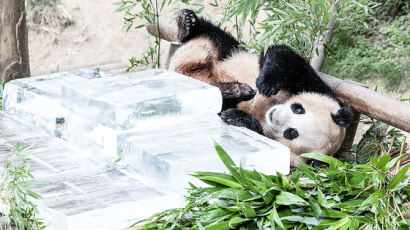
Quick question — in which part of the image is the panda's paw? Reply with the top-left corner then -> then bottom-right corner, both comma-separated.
256,74 -> 281,97
236,83 -> 256,101
212,82 -> 255,100
177,9 -> 199,42
220,108 -> 264,134
220,108 -> 246,125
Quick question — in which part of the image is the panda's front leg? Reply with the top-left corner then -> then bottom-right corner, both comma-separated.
211,82 -> 255,110
220,108 -> 263,135
255,47 -> 288,97
256,45 -> 334,97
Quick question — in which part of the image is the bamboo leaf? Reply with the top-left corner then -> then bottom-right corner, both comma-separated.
300,153 -> 343,167
204,220 -> 230,230
276,191 -> 308,206
376,155 -> 391,170
299,163 -> 316,180
383,154 -> 407,171
214,188 -> 253,201
268,204 -> 284,229
213,140 -> 242,184
242,203 -> 256,218
317,187 -> 328,208
360,190 -> 385,208
387,164 -> 410,190
328,217 -> 350,230
228,216 -> 245,228
197,176 -> 243,188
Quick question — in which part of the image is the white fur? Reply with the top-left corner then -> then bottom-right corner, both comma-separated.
264,93 -> 346,165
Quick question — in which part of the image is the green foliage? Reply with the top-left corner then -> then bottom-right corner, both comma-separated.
27,0 -> 59,7
134,142 -> 409,229
322,5 -> 409,92
119,0 -> 374,69
372,0 -> 409,19
115,0 -> 197,70
218,0 -> 374,58
127,44 -> 159,71
354,119 -> 408,167
0,144 -> 46,230
355,121 -> 390,164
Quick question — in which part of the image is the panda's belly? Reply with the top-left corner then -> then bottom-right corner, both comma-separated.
215,51 -> 259,88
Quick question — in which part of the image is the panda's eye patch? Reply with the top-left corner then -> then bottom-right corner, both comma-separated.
284,128 -> 299,140
291,103 -> 305,114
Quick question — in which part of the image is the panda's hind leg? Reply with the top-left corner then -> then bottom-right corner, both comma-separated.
169,37 -> 217,84
177,9 -> 242,60
177,9 -> 199,42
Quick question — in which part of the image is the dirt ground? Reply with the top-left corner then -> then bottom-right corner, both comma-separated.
27,0 -> 409,146
28,0 -> 152,75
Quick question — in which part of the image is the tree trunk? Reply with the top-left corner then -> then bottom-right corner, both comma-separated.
310,1 -> 340,71
0,0 -> 30,86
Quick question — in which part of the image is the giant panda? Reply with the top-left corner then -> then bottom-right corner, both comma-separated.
169,9 -> 354,166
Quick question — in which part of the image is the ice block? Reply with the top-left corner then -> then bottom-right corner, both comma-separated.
2,68 -> 112,138
118,115 -> 290,192
61,69 -> 222,129
0,111 -> 182,230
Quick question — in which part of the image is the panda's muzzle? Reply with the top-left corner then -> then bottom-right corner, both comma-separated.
269,108 -> 276,121
266,108 -> 276,126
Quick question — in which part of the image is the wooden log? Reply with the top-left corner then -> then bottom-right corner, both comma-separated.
319,72 -> 410,132
146,17 -> 178,42
0,0 -> 31,85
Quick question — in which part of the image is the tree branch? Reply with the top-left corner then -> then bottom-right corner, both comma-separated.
310,1 -> 340,71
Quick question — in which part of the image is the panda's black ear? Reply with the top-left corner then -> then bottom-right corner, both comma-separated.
331,107 -> 354,128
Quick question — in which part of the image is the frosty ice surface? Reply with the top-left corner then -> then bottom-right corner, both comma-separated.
0,112 -> 181,230
118,115 -> 290,191
61,69 -> 222,129
2,68 -> 112,138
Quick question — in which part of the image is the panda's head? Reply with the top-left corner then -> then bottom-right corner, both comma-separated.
263,92 -> 354,165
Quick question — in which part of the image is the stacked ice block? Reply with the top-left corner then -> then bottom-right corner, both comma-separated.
2,68 -> 290,229
0,112 -> 182,230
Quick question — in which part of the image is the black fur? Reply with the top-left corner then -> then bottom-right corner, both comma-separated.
220,108 -> 263,135
211,82 -> 256,110
331,107 -> 354,127
177,9 -> 244,60
306,159 -> 326,168
256,45 -> 336,98
283,128 -> 299,140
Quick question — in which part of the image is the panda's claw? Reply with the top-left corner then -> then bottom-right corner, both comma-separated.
177,9 -> 199,42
